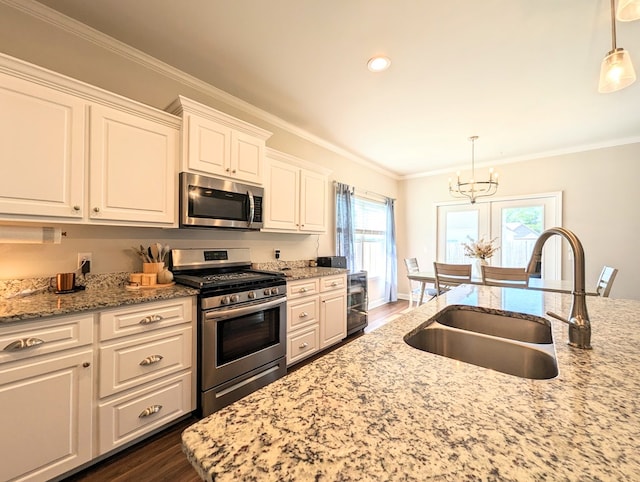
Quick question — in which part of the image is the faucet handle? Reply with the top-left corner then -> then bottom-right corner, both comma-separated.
546,311 -> 570,324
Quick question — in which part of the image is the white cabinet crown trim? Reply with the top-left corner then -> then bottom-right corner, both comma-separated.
265,147 -> 332,176
167,95 -> 271,140
0,52 -> 180,128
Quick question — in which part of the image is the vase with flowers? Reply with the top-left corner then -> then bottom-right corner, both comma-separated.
462,236 -> 499,278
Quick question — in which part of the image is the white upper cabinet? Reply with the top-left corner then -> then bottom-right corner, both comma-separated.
0,52 -> 180,226
0,70 -> 85,219
263,148 -> 330,234
89,104 -> 177,224
168,96 -> 272,185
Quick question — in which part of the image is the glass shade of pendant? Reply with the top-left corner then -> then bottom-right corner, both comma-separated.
617,0 -> 640,21
598,48 -> 637,93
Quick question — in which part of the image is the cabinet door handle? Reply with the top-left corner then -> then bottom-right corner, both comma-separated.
3,337 -> 45,351
93,207 -> 100,213
139,404 -> 163,418
298,312 -> 308,318
139,354 -> 164,366
73,205 -> 81,211
299,287 -> 307,293
299,342 -> 309,349
139,314 -> 163,325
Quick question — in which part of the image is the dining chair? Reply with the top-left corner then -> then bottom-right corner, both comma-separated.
433,262 -> 472,295
595,266 -> 618,297
481,265 -> 529,288
404,258 -> 437,305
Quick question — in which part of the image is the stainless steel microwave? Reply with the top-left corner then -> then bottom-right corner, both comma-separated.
179,172 -> 264,230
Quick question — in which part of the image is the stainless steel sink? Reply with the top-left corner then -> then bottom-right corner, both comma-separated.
435,305 -> 553,344
404,306 -> 558,380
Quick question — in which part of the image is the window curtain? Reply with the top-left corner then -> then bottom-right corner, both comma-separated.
335,182 -> 355,270
385,197 -> 398,302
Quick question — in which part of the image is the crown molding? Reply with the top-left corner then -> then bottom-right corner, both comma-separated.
402,136 -> 640,180
3,0 -> 400,180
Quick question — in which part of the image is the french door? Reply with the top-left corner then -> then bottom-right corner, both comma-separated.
436,192 -> 562,279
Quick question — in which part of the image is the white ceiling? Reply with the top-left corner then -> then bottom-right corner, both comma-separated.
35,0 -> 640,177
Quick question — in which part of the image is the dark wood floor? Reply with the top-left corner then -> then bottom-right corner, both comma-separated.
63,300 -> 410,481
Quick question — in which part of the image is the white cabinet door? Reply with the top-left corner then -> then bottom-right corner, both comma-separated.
231,130 -> 263,184
263,158 -> 300,231
319,290 -> 347,349
300,167 -> 327,233
0,73 -> 85,219
89,104 -> 177,225
0,349 -> 93,482
185,113 -> 231,177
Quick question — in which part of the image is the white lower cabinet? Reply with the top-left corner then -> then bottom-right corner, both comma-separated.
0,296 -> 196,481
0,314 -> 94,482
286,274 -> 347,366
98,371 -> 192,451
97,298 -> 195,455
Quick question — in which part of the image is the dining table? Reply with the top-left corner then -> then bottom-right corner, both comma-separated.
407,271 -> 598,305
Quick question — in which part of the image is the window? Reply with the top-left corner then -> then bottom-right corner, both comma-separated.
437,192 -> 562,279
353,196 -> 389,307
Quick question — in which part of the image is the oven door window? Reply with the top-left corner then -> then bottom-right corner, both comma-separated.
189,186 -> 248,221
217,307 -> 280,366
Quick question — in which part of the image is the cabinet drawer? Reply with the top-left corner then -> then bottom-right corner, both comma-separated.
287,325 -> 319,366
286,278 -> 320,299
99,297 -> 193,341
320,274 -> 346,292
288,297 -> 319,331
98,371 -> 192,454
99,326 -> 192,398
0,314 -> 93,364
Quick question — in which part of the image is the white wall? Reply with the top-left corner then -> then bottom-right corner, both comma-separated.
398,143 -> 640,300
0,2 -> 398,279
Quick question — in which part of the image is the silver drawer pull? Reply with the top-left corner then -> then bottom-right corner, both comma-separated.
4,337 -> 45,351
139,404 -> 163,418
299,342 -> 309,349
139,314 -> 163,325
139,354 -> 164,366
298,312 -> 308,318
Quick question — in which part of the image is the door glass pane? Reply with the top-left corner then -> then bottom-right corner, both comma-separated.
445,210 -> 478,263
500,206 -> 544,268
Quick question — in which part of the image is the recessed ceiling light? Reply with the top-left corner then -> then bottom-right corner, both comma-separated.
367,56 -> 391,72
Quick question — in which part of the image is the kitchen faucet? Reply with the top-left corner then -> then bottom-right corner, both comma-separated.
526,227 -> 592,349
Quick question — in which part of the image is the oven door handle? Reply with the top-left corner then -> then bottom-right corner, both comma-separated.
204,297 -> 286,322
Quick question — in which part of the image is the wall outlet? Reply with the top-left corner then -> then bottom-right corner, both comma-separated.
78,252 -> 92,274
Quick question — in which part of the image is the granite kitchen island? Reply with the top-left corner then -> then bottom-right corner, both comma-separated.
182,285 -> 640,481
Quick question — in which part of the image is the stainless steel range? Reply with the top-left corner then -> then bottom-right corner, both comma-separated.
171,248 -> 287,416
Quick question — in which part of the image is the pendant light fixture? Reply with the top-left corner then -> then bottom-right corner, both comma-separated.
599,0 -> 637,93
449,136 -> 498,204
617,0 -> 640,21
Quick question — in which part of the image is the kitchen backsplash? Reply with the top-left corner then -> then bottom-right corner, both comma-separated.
0,272 -> 130,299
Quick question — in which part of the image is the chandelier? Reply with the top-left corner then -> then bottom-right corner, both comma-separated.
449,136 -> 498,204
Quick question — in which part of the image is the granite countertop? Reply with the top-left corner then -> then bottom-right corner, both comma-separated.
0,273 -> 198,323
252,261 -> 348,281
280,266 -> 347,281
182,285 -> 640,481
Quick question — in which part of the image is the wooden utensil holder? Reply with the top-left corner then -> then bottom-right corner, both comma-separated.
142,262 -> 164,274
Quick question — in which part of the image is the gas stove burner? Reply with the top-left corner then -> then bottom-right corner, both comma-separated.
202,272 -> 265,283
170,248 -> 286,293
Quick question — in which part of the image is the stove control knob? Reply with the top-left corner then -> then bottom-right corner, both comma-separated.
263,288 -> 271,295
220,296 -> 230,305
230,294 -> 240,303
270,287 -> 279,295
248,291 -> 256,299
